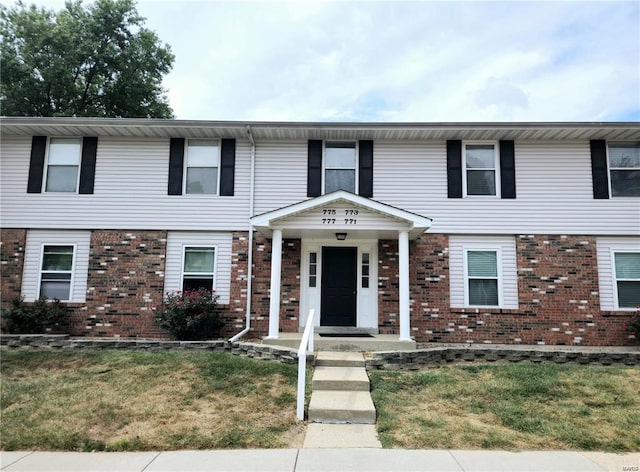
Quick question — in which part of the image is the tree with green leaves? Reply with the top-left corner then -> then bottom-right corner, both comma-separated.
1,0 -> 175,118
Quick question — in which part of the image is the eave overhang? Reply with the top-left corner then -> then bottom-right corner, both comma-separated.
1,117 -> 639,141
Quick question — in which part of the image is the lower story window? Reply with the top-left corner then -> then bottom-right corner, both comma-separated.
40,245 -> 74,300
467,250 -> 499,306
182,246 -> 216,292
614,252 -> 640,308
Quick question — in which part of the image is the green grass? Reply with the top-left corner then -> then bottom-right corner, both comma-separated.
370,362 -> 640,452
1,350 -> 303,451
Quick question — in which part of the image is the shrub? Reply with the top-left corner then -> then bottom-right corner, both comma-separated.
154,288 -> 223,340
1,296 -> 69,334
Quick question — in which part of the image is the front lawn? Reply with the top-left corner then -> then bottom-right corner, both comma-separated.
370,362 -> 640,452
1,350 -> 303,451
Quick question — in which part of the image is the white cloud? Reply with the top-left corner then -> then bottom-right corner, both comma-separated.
8,0 -> 638,121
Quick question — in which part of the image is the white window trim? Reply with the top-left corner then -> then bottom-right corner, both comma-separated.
611,249 -> 640,310
322,141 -> 359,194
43,137 -> 82,193
183,139 -> 221,196
462,141 -> 500,198
180,244 -> 218,293
607,141 -> 640,198
463,247 -> 504,308
37,243 -> 76,301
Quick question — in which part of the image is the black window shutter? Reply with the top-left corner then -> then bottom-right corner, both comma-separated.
220,138 -> 236,196
27,136 -> 47,193
590,140 -> 609,199
499,140 -> 516,199
447,140 -> 463,198
358,140 -> 374,197
168,138 -> 185,195
79,137 -> 98,194
307,140 -> 323,197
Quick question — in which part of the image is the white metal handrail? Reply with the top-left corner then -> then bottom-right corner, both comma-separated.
296,309 -> 315,420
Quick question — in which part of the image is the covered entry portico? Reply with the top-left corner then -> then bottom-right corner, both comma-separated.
251,191 -> 431,341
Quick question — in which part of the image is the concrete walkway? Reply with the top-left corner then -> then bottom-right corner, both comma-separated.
2,449 -> 639,471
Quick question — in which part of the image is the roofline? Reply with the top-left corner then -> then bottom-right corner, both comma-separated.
1,116 -> 638,129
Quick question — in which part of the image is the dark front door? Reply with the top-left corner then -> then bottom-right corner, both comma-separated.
321,247 -> 357,326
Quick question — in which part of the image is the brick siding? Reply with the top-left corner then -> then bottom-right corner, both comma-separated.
2,228 -> 636,345
0,229 -> 27,310
400,234 -> 636,346
250,234 -> 301,337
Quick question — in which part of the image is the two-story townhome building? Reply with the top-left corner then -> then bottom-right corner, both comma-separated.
1,117 -> 638,346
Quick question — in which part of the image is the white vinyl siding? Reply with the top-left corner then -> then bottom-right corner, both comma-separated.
2,137 -> 640,235
254,141 -> 308,214
21,230 -> 90,302
597,237 -> 640,310
450,235 -> 518,309
276,205 -> 407,232
164,232 -> 232,304
374,140 -> 640,235
0,136 -> 250,231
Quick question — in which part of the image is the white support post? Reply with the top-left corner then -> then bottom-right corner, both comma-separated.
267,229 -> 283,339
398,230 -> 411,341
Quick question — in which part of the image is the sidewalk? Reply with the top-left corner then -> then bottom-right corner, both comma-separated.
2,449 -> 639,472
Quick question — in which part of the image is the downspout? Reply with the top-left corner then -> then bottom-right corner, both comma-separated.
229,125 -> 256,343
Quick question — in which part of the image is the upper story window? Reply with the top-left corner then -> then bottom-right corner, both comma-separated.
39,245 -> 74,300
45,138 -> 82,192
182,246 -> 216,292
465,249 -> 500,307
613,252 -> 640,309
325,142 -> 356,193
464,143 -> 498,196
185,140 -> 219,194
609,142 -> 640,197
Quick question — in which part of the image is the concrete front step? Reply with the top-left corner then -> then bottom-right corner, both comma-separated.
261,333 -> 416,352
315,351 -> 365,368
312,366 -> 370,391
308,390 -> 377,424
303,423 -> 382,448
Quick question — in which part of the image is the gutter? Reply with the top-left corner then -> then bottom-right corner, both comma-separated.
229,124 -> 256,343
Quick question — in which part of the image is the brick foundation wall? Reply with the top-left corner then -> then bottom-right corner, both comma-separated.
0,229 -> 26,311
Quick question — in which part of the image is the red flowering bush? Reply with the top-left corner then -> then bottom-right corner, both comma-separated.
154,288 -> 223,340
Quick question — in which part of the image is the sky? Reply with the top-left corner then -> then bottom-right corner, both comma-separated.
5,0 -> 640,122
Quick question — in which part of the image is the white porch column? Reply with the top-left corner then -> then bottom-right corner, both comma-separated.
398,230 -> 411,341
267,229 -> 283,339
